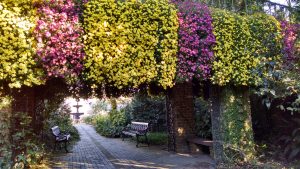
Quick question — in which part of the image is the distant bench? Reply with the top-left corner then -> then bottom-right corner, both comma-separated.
121,122 -> 150,147
51,126 -> 71,153
187,137 -> 213,155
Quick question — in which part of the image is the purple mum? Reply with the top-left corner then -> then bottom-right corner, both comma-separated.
174,1 -> 215,82
281,21 -> 299,63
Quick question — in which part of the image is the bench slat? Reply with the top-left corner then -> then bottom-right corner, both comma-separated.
187,138 -> 213,147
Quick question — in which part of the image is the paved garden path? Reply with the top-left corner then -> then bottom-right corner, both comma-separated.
52,124 -> 215,169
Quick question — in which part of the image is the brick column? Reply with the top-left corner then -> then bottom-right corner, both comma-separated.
12,87 -> 36,129
167,82 -> 197,153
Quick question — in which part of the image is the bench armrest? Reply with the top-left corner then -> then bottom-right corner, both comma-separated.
122,124 -> 131,131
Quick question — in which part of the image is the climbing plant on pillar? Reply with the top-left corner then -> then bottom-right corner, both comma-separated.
0,92 -> 12,168
210,8 -> 282,163
0,0 -> 44,88
34,0 -> 85,83
211,9 -> 256,163
83,0 -> 178,90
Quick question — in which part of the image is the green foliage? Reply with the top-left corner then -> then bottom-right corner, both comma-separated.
83,115 -> 94,125
91,100 -> 108,115
135,132 -> 168,145
220,86 -> 255,162
211,9 -> 282,87
0,94 -> 12,169
248,13 -> 282,78
46,104 -> 79,141
83,0 -> 178,89
94,109 -> 128,137
124,93 -> 166,125
10,112 -> 45,169
211,9 -> 258,86
194,97 -> 211,139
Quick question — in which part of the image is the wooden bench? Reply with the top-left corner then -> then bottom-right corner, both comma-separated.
187,137 -> 213,155
51,126 -> 71,153
121,122 -> 149,147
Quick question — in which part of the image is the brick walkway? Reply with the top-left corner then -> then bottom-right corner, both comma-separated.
52,124 -> 215,169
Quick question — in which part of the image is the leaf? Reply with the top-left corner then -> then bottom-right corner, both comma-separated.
278,105 -> 285,111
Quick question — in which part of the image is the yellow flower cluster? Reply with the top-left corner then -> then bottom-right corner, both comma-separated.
83,0 -> 178,89
211,9 -> 282,86
0,0 -> 44,88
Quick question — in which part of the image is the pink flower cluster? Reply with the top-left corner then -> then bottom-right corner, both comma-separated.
174,1 -> 215,82
281,21 -> 299,63
34,0 -> 84,79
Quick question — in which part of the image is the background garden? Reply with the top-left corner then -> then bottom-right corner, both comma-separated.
0,0 -> 299,168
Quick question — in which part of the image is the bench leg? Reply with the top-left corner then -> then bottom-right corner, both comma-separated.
54,142 -> 57,151
122,133 -> 125,141
136,135 -> 139,148
64,141 -> 69,153
145,134 -> 149,147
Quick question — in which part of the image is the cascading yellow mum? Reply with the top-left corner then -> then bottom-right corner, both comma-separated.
83,0 -> 178,89
0,0 -> 44,88
211,9 -> 282,87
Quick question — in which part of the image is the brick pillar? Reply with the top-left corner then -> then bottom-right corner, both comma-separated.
12,87 -> 36,128
167,82 -> 197,153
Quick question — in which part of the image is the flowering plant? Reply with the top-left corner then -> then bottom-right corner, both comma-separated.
83,0 -> 178,89
174,1 -> 215,82
34,0 -> 84,82
281,21 -> 299,64
0,0 -> 44,88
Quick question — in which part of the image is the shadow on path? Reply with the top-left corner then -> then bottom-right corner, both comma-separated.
51,124 -> 215,169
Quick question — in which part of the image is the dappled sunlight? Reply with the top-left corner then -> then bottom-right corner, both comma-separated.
177,127 -> 184,136
114,159 -> 174,169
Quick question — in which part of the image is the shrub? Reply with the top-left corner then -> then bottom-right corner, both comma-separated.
10,112 -> 46,168
94,109 -> 128,137
135,132 -> 168,145
45,104 -> 80,142
194,97 -> 212,139
124,93 -> 166,132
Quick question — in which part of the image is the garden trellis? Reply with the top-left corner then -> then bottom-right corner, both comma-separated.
0,0 -> 299,165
